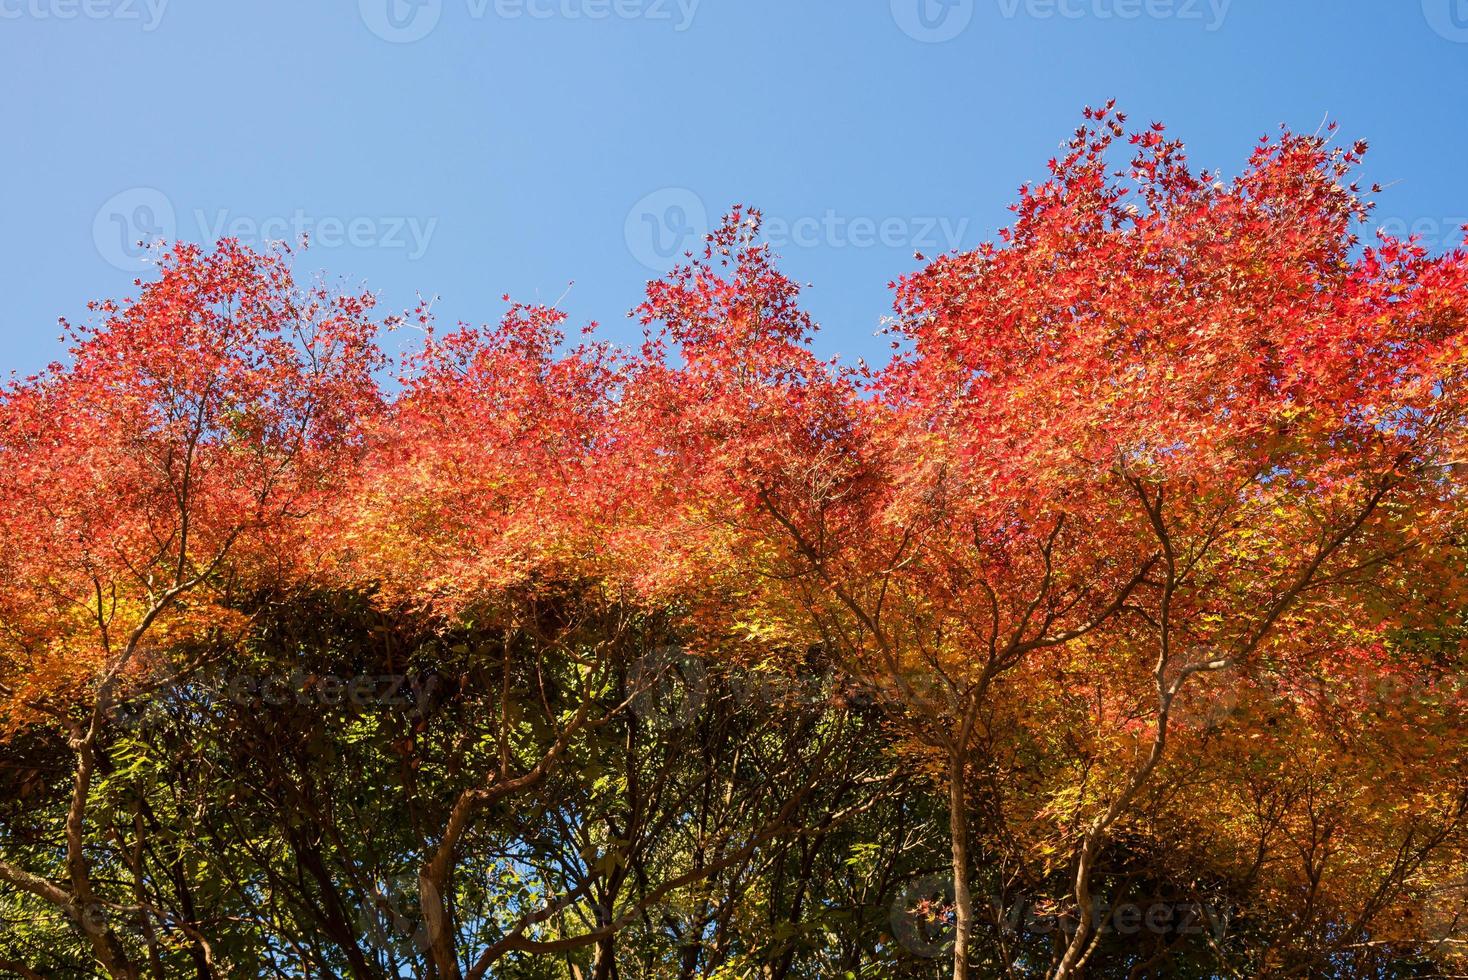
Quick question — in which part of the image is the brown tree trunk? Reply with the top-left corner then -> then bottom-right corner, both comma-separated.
949,749 -> 973,980
591,932 -> 617,980
67,738 -> 141,980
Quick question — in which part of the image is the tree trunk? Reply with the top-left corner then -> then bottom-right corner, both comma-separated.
420,867 -> 460,980
66,738 -> 141,980
949,749 -> 973,980
591,932 -> 617,980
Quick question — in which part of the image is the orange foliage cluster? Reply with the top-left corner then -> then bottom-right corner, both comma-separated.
4,109 -> 1468,967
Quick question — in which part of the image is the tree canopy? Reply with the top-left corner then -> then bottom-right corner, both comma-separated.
4,108 -> 1468,980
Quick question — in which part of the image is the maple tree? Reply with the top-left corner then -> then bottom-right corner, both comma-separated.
3,111 -> 1468,979
621,107 -> 1468,978
865,104 -> 1468,979
0,240 -> 385,978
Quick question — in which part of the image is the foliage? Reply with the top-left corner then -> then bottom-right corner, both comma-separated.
3,112 -> 1468,979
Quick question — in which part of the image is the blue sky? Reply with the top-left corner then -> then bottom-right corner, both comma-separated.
2,0 -> 1467,376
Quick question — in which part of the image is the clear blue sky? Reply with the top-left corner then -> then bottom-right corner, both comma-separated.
3,0 -> 1467,376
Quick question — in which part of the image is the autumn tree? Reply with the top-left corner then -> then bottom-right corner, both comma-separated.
4,111 -> 1468,980
0,240 -> 385,978
627,111 -> 1468,978
327,301 -> 890,979
875,105 -> 1468,979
